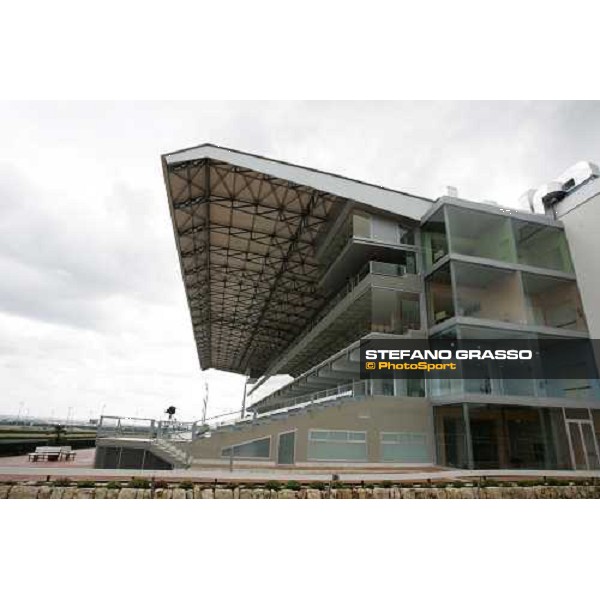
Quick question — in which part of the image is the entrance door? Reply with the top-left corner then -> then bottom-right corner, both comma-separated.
277,431 -> 295,465
566,419 -> 600,470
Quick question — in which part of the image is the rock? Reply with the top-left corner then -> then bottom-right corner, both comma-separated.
0,485 -> 11,499
50,487 -> 64,499
106,488 -> 120,499
201,488 -> 214,499
75,489 -> 95,500
95,488 -> 108,499
356,488 -> 370,499
214,488 -> 234,499
373,487 -> 391,499
154,488 -> 172,499
305,489 -> 322,499
118,488 -> 138,499
172,488 -> 187,500
239,488 -> 253,499
61,487 -> 77,499
277,489 -> 298,499
9,485 -> 38,499
336,488 -> 353,500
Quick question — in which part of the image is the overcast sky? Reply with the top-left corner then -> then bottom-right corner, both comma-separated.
1,101 -> 599,423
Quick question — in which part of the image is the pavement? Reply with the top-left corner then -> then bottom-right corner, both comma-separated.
0,447 -> 599,483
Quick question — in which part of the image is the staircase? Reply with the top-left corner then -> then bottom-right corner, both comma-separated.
150,438 -> 192,469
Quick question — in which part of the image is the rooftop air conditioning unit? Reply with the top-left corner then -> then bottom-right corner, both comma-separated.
557,160 -> 600,189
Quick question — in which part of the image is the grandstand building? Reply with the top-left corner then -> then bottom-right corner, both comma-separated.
96,146 -> 600,471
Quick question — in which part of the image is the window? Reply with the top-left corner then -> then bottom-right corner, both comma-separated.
221,436 -> 271,459
512,221 -> 574,273
371,288 -> 420,334
422,208 -> 448,269
353,211 -> 372,238
446,205 -> 516,263
380,432 -> 429,463
308,430 -> 368,461
398,225 -> 415,245
522,273 -> 587,332
426,264 -> 454,326
453,262 -> 526,324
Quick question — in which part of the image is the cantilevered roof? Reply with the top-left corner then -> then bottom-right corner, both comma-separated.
162,143 -> 432,378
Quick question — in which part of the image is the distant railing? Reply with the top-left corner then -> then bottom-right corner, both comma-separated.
252,380 -> 370,417
96,416 -> 209,441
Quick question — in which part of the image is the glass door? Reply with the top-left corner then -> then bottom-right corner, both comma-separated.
277,431 -> 295,465
566,419 -> 600,470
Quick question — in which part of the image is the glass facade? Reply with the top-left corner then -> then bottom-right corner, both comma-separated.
446,205 -> 516,263
522,273 -> 587,332
513,220 -> 574,273
435,404 -> 572,469
371,287 -> 420,334
453,262 -> 526,324
221,437 -> 271,459
422,208 -> 448,269
380,432 -> 429,463
426,264 -> 454,326
307,430 -> 368,461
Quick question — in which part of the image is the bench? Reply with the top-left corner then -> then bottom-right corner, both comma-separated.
28,446 -> 62,462
27,446 -> 77,462
60,446 -> 77,461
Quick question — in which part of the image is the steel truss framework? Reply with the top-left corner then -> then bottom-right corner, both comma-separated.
164,158 -> 345,378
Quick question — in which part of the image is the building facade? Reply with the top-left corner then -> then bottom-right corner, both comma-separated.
154,145 -> 600,471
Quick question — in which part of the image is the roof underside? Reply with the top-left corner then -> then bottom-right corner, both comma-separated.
162,145 -> 432,379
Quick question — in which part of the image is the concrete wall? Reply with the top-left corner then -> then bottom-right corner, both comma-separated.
190,396 -> 434,466
556,189 -> 600,340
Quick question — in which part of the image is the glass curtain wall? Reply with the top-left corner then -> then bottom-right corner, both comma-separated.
422,209 -> 448,270
446,205 -> 516,262
522,273 -> 588,332
435,404 -> 571,469
513,220 -> 574,273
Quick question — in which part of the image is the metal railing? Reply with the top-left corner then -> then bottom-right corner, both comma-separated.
96,416 -> 209,441
251,380 -> 370,418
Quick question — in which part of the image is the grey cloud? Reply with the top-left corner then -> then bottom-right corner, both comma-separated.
0,164 -> 180,328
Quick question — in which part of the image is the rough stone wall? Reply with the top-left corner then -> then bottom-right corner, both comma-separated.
2,483 -> 600,499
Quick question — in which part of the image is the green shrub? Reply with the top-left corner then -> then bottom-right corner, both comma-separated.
285,480 -> 301,491
106,481 -> 122,490
265,480 -> 282,491
152,479 -> 169,489
309,481 -> 326,490
129,477 -> 151,489
179,480 -> 194,490
76,480 -> 96,488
